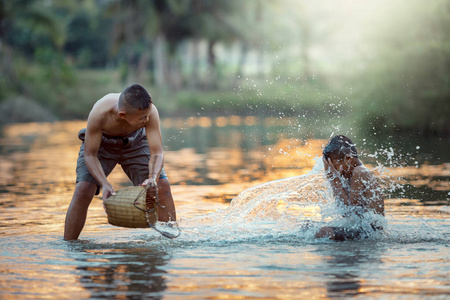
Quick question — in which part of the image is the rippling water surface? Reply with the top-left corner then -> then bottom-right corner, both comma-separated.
0,119 -> 449,299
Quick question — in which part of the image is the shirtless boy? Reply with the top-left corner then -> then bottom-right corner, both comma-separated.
64,84 -> 176,240
315,135 -> 384,241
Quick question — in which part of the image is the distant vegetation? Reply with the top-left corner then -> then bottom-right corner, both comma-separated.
0,0 -> 449,135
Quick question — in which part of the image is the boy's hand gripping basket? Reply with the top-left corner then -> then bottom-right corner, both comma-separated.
103,186 -> 158,228
103,185 -> 180,239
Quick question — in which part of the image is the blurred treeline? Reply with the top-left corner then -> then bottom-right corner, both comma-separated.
0,0 -> 449,134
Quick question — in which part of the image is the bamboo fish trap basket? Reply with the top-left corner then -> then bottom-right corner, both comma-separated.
103,186 -> 158,228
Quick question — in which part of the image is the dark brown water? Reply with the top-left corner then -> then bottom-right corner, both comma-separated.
0,119 -> 448,299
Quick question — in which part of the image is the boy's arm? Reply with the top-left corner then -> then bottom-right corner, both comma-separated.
347,168 -> 369,207
84,113 -> 115,199
323,157 -> 351,205
349,168 -> 384,215
141,106 -> 164,187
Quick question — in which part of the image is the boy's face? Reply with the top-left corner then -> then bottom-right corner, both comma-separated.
329,156 -> 351,175
329,158 -> 344,175
121,106 -> 152,127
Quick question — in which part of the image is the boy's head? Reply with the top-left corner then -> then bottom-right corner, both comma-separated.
323,135 -> 358,161
118,84 -> 153,126
119,84 -> 152,111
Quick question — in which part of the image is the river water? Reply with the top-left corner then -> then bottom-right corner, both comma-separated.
0,118 -> 449,299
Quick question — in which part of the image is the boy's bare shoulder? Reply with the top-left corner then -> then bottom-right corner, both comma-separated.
92,93 -> 120,109
89,93 -> 119,114
87,93 -> 120,128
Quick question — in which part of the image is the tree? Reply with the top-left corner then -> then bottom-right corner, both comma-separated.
0,0 -> 65,98
355,0 -> 450,133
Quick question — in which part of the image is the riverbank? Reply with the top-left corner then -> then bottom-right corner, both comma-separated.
1,69 -> 448,135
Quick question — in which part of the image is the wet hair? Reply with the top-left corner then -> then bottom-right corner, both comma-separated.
323,135 -> 358,161
118,84 -> 152,111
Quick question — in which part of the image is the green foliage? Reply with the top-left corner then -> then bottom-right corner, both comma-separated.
0,0 -> 72,109
154,76 -> 340,119
350,0 -> 450,133
0,0 -> 448,135
64,7 -> 111,67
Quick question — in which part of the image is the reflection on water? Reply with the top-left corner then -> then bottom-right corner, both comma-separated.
0,118 -> 449,299
319,243 -> 386,298
70,243 -> 170,299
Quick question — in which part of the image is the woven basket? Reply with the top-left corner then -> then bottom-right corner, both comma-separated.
103,186 -> 158,228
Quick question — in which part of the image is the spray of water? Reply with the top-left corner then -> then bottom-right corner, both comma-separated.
176,158 -> 385,244
173,151 -> 444,245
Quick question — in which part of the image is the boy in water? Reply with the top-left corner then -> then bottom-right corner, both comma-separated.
64,84 -> 176,240
315,135 -> 384,241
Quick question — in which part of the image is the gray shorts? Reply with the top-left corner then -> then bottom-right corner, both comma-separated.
331,223 -> 383,241
76,128 -> 167,195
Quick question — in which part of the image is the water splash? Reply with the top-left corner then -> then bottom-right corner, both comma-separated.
173,157 -> 444,246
